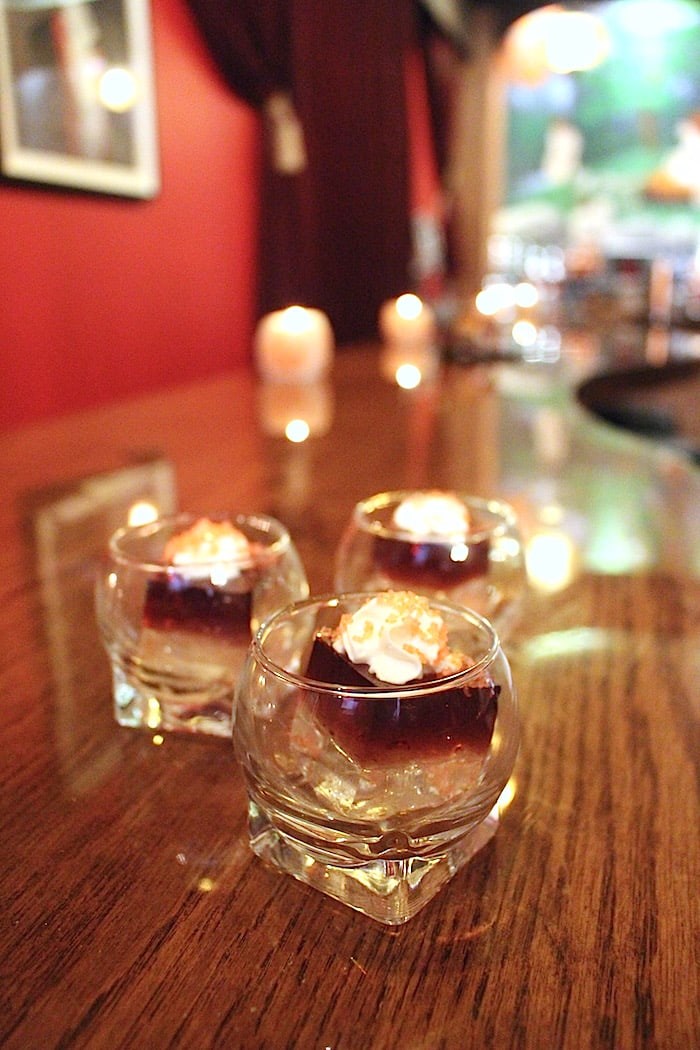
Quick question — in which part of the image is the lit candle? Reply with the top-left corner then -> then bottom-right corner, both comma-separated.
254,306 -> 334,383
379,293 -> 437,347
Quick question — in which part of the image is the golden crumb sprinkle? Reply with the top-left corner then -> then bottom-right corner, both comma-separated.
164,517 -> 250,564
334,590 -> 450,666
330,590 -> 479,682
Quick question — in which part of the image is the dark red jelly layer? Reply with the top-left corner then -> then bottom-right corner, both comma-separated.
305,635 -> 498,762
143,577 -> 253,640
372,533 -> 490,588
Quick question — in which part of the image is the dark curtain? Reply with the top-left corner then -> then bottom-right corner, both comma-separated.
187,0 -> 418,345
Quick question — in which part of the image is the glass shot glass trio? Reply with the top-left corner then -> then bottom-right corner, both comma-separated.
95,490 -> 526,924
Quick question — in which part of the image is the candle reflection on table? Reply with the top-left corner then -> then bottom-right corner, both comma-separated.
257,380 -> 334,440
379,342 -> 440,388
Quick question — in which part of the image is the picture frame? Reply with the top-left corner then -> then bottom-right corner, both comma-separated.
0,0 -> 159,199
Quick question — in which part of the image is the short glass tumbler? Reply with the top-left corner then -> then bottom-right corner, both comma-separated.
95,513 -> 309,737
234,593 -> 519,925
335,490 -> 526,640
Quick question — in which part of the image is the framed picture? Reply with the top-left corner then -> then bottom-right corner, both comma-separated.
0,0 -> 159,198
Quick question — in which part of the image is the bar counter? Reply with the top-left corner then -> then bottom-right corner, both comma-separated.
1,341 -> 698,1049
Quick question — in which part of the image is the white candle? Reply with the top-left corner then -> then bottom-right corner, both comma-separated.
379,293 -> 436,347
254,306 -> 334,382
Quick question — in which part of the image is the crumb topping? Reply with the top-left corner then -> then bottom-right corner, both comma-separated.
332,590 -> 472,685
163,517 -> 252,568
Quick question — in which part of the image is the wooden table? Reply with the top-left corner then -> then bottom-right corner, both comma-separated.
1,343 -> 698,1049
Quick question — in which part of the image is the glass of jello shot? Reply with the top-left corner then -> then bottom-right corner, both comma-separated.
95,513 -> 309,737
234,589 -> 518,925
335,489 -> 526,641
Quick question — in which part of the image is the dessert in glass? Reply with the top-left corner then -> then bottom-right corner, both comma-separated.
234,590 -> 518,924
335,490 -> 526,640
95,513 -> 309,737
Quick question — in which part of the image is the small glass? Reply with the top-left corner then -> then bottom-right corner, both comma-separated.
335,490 -> 526,640
234,592 -> 519,925
95,513 -> 309,737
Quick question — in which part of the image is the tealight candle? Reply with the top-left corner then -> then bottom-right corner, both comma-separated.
379,293 -> 437,347
254,306 -> 334,383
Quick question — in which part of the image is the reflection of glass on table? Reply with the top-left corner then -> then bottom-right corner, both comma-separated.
32,457 -> 177,792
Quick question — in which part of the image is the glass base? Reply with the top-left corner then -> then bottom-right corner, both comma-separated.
111,663 -> 233,738
247,799 -> 499,926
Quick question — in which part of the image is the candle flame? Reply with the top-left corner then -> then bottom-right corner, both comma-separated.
282,305 -> 313,332
395,293 -> 424,321
395,363 -> 422,389
285,418 -> 311,442
127,500 -> 159,527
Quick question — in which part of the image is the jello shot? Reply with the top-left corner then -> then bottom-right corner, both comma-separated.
234,590 -> 519,924
335,490 -> 526,640
95,513 -> 308,737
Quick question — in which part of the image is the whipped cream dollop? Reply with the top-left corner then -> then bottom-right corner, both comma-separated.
163,518 -> 252,577
392,491 -> 470,541
333,590 -> 457,685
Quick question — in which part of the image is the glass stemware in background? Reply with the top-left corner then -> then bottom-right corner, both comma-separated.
234,592 -> 519,925
334,490 -> 526,641
95,512 -> 308,737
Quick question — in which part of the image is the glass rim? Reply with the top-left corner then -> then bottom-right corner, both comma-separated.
251,590 -> 502,698
351,489 -> 519,543
108,511 -> 292,572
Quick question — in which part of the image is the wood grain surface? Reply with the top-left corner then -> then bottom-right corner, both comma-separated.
1,345 -> 698,1049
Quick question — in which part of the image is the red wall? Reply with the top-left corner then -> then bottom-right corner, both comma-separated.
0,0 -> 260,432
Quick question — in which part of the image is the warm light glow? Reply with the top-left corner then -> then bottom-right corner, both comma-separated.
146,696 -> 161,730
127,500 -> 159,527
258,380 -> 333,437
395,363 -> 423,389
544,11 -> 611,74
380,345 -> 439,386
497,776 -> 518,814
449,543 -> 469,563
514,282 -> 539,309
285,418 -> 311,442
395,293 -> 424,320
197,877 -> 215,893
379,294 -> 436,347
209,566 -> 230,587
284,305 -> 313,331
512,320 -> 538,347
502,5 -> 611,84
526,529 -> 577,593
152,734 -> 164,746
491,536 -> 522,563
254,306 -> 334,383
475,282 -> 516,316
98,66 -> 139,112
